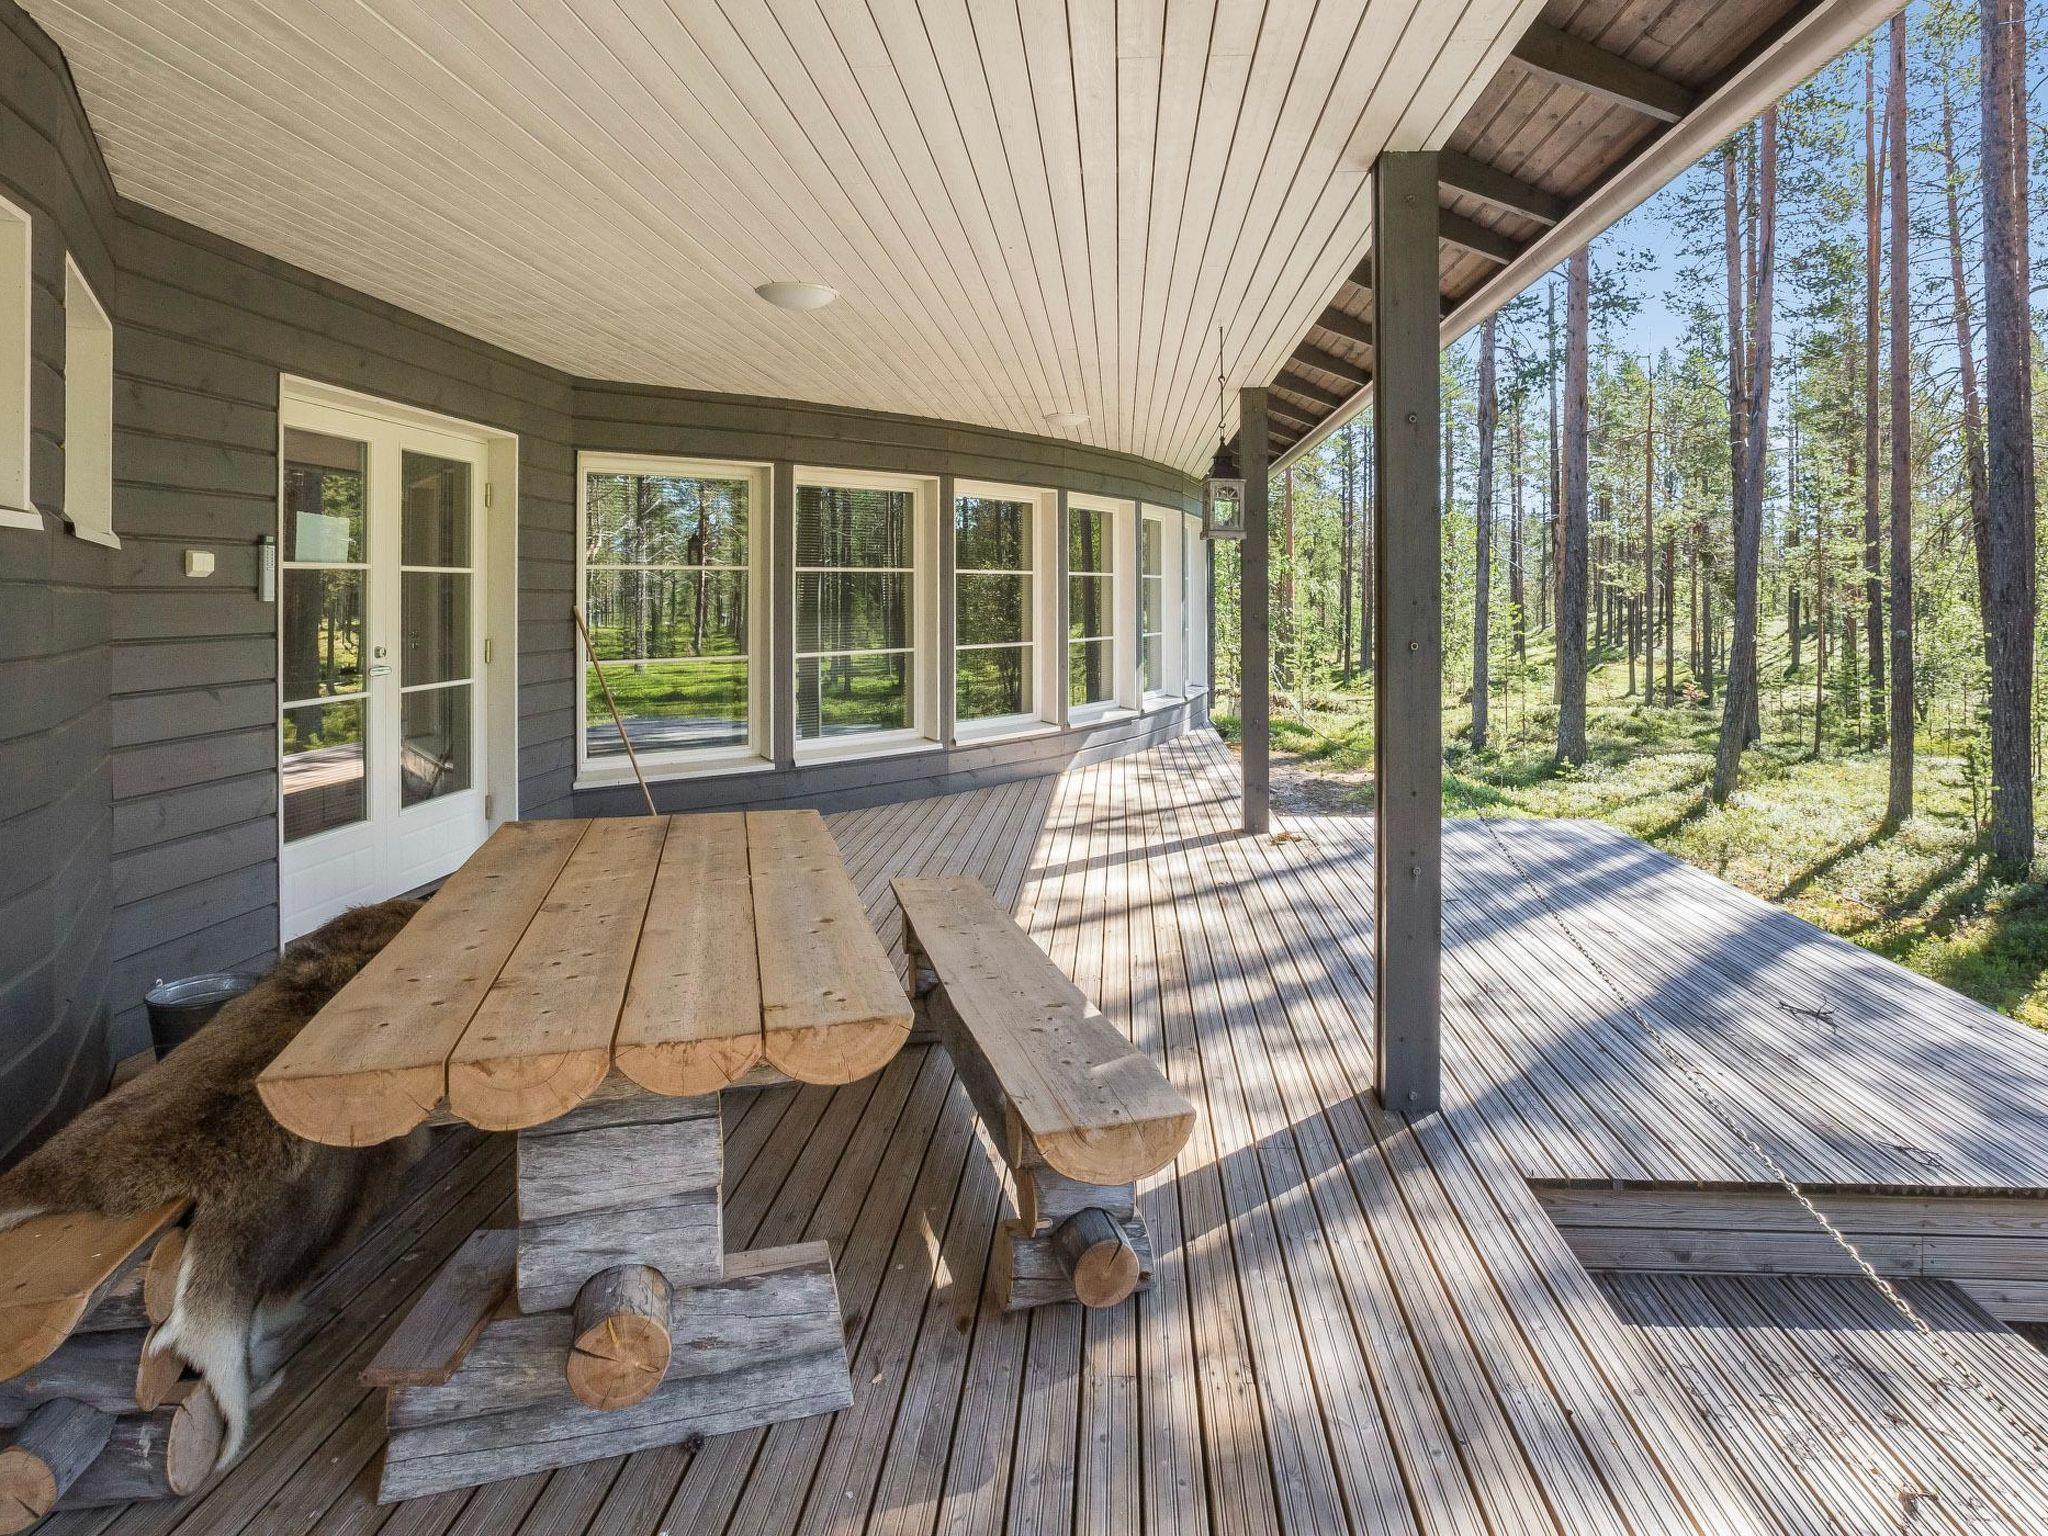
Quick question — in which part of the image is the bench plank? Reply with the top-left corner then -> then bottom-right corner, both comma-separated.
0,1205 -> 188,1383
446,817 -> 669,1131
361,1227 -> 516,1389
752,812 -> 911,1084
614,813 -> 763,1096
258,819 -> 591,1146
894,875 -> 1194,1185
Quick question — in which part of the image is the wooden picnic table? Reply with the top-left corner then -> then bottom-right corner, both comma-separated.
255,809 -> 915,1502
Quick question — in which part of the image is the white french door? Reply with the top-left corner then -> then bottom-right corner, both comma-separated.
278,394 -> 490,939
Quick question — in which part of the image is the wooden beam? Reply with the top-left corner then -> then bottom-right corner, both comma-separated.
1509,21 -> 1695,124
1439,208 -> 1520,266
1240,388 -> 1270,836
1290,343 -> 1369,387
1437,150 -> 1567,225
1310,307 -> 1374,350
1274,369 -> 1347,413
1370,152 -> 1442,1115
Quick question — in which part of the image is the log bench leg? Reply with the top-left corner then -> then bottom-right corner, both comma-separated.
996,1169 -> 1155,1311
565,1266 -> 671,1411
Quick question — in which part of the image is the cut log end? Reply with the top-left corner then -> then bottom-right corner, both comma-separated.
166,1384 -> 223,1494
142,1230 -> 186,1326
565,1266 -> 672,1412
0,1400 -> 115,1533
613,1036 -> 762,1099
762,1014 -> 910,1086
1051,1209 -> 1141,1308
254,1066 -> 443,1148
0,1452 -> 56,1535
445,1048 -> 611,1133
135,1327 -> 184,1411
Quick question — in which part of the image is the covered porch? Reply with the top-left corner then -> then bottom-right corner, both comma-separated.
42,733 -> 2048,1536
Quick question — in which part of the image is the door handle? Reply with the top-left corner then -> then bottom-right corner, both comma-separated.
369,664 -> 393,677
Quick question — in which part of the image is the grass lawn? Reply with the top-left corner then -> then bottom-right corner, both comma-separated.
1216,632 -> 2048,1031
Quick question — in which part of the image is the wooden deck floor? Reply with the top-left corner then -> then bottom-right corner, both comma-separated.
44,730 -> 2048,1536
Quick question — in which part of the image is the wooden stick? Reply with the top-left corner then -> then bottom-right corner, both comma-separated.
572,606 -> 657,817
565,1264 -> 672,1411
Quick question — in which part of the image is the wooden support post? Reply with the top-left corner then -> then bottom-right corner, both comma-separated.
1371,150 -> 1444,1114
0,1400 -> 113,1533
770,460 -> 797,769
514,1080 -> 722,1312
1241,386 -> 1271,834
1049,1209 -> 1141,1308
566,1265 -> 672,1411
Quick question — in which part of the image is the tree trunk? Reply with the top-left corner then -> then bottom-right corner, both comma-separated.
1940,71 -> 1991,632
1863,43 -> 1887,733
1548,282 -> 1561,678
1714,113 -> 1775,803
1786,411 -> 1801,674
1643,366 -> 1656,700
1885,14 -> 1913,825
1338,426 -> 1355,682
1475,317 -> 1497,751
1357,422 -> 1374,675
1981,0 -> 2036,869
1510,389 -> 1527,661
1557,250 -> 1591,767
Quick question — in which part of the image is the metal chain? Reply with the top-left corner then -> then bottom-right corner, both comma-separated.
1460,800 -> 2048,1460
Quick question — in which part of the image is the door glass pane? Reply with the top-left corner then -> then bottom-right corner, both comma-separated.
958,645 -> 1032,721
282,700 -> 365,841
586,659 -> 749,757
402,572 -> 470,686
282,569 -> 365,700
402,452 -> 471,567
797,652 -> 910,740
401,685 -> 472,807
282,430 -> 366,561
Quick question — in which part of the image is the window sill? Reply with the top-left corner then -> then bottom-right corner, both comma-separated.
954,716 -> 1061,747
1068,702 -> 1137,729
0,504 -> 40,532
574,752 -> 775,792
1141,692 -> 1187,715
793,731 -> 942,768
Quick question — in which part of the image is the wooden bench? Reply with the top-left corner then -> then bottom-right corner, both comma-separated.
0,1204 -> 224,1532
894,876 -> 1196,1310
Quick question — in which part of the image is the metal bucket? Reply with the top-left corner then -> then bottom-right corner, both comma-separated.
144,972 -> 262,1057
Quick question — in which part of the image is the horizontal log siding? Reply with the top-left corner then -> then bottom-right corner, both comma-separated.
0,2 -> 121,1160
107,207 -> 577,1053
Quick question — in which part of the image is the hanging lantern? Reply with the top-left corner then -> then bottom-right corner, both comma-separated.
1201,324 -> 1244,539
1203,441 -> 1244,540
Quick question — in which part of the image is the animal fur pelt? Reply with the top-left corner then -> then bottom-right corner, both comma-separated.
0,899 -> 431,1469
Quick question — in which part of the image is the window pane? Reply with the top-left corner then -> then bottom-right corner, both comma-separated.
797,571 -> 910,653
1068,506 -> 1112,574
956,496 -> 1031,570
401,685 -> 472,806
282,700 -> 364,842
586,659 -> 749,756
282,569 -> 365,700
1140,634 -> 1163,693
584,569 -> 748,661
282,429 -> 366,563
797,484 -> 913,568
402,452 -> 471,566
797,653 -> 910,740
585,472 -> 749,566
1068,573 -> 1111,641
1068,637 -> 1114,707
403,572 -> 471,686
1140,517 -> 1163,576
957,572 -> 1031,647
1140,573 -> 1163,638
958,645 -> 1032,721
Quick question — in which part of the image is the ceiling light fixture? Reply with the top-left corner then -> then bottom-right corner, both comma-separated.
754,280 -> 838,311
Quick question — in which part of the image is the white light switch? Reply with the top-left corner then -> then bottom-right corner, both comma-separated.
183,549 -> 215,578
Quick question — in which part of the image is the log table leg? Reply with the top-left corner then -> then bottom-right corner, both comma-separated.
566,1266 -> 671,1411
1050,1210 -> 1141,1308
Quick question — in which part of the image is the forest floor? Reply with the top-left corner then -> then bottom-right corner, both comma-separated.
1213,633 -> 2048,1030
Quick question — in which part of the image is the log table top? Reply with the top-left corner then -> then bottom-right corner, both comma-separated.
258,810 -> 913,1146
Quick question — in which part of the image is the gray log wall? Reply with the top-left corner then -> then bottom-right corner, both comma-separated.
0,0 -> 1201,1152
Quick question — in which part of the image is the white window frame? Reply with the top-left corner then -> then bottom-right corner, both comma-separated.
793,466 -> 940,763
1183,513 -> 1209,693
0,193 -> 30,530
1066,493 -> 1129,724
953,478 -> 1059,743
574,451 -> 772,785
61,256 -> 115,548
1138,507 -> 1175,701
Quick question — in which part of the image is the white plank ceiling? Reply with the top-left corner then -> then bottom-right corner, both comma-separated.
23,0 -> 1544,474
